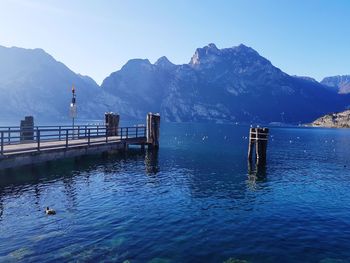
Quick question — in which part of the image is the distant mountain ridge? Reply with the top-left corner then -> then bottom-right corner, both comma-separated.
0,45 -> 121,121
0,43 -> 349,123
321,75 -> 350,94
102,43 -> 350,123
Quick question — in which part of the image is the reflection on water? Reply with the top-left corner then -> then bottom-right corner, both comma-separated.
0,149 -> 160,225
0,195 -> 3,220
1,123 -> 350,262
62,175 -> 78,211
0,149 -> 157,189
247,161 -> 267,188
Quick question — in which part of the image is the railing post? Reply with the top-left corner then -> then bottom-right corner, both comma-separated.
78,126 -> 80,138
97,126 -> 99,137
88,129 -> 91,146
59,126 -> 61,141
66,129 -> 69,149
106,128 -> 108,143
136,127 -> 138,138
120,128 -> 123,140
126,127 -> 128,139
1,131 -> 4,155
37,130 -> 40,151
8,127 -> 10,144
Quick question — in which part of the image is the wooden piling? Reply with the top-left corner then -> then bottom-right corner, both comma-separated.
105,112 -> 119,136
247,128 -> 256,163
146,113 -> 160,149
248,127 -> 269,165
20,116 -> 34,142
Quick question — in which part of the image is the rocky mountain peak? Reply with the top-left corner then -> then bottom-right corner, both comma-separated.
154,56 -> 176,70
207,43 -> 219,50
189,43 -> 265,68
234,44 -> 256,53
189,43 -> 221,65
121,59 -> 152,72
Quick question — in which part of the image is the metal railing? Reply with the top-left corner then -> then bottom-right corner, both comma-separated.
0,125 -> 146,155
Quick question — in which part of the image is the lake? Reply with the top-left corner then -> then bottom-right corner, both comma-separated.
1,123 -> 350,263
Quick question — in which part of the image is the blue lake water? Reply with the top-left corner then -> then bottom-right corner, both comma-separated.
1,123 -> 350,262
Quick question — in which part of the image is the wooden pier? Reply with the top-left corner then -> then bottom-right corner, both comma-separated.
0,114 -> 160,170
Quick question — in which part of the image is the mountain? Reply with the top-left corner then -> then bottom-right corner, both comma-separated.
101,58 -> 171,120
1,43 -> 350,124
310,109 -> 350,128
0,45 -> 119,122
321,75 -> 350,94
102,43 -> 350,123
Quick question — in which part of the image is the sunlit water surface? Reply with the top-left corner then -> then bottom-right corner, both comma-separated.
1,123 -> 350,263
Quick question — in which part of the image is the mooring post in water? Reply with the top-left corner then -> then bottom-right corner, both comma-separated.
248,127 -> 256,163
0,131 -> 4,156
248,127 -> 269,165
146,113 -> 160,149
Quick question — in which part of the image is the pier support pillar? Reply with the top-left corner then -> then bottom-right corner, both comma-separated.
248,127 -> 269,165
105,112 -> 119,136
145,148 -> 160,174
146,113 -> 160,149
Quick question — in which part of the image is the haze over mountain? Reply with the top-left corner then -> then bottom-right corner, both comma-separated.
0,43 -> 349,124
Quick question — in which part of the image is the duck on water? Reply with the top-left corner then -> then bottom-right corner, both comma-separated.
45,207 -> 56,215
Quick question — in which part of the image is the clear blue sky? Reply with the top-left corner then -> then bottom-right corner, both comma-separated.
0,0 -> 349,84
